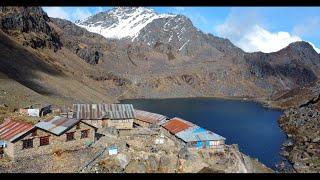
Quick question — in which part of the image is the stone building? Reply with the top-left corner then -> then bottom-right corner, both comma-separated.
73,103 -> 135,130
134,109 -> 168,127
161,117 -> 226,151
0,116 -> 96,160
175,126 -> 226,151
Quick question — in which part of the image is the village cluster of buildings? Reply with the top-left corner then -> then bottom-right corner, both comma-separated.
0,103 -> 226,160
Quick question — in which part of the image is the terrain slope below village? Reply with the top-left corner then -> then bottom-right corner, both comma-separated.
0,6 -> 320,173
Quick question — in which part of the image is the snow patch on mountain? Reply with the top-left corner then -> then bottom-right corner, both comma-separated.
76,7 -> 176,40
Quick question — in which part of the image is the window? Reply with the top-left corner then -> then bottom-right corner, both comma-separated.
66,132 -> 75,141
81,130 -> 89,139
76,124 -> 80,130
40,136 -> 50,146
22,139 -> 33,149
32,130 -> 37,136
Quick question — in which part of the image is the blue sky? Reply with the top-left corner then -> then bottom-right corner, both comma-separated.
42,7 -> 320,53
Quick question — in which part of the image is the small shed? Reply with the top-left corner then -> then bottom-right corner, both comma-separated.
175,126 -> 226,150
19,104 -> 52,117
134,109 -> 168,127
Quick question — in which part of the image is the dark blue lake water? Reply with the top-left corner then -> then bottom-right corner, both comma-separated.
121,98 -> 287,169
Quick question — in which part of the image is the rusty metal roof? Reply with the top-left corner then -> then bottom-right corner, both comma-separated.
35,116 -> 80,136
73,104 -> 135,120
134,109 -> 168,125
0,118 -> 34,142
175,126 -> 226,143
162,117 -> 195,134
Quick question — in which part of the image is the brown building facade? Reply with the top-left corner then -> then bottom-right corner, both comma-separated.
0,117 -> 96,160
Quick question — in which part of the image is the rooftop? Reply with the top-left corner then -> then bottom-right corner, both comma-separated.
175,126 -> 226,143
73,103 -> 135,120
134,109 -> 168,125
162,117 -> 195,134
35,116 -> 80,136
0,118 -> 34,142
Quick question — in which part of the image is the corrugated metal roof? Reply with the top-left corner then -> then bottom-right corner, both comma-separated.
175,126 -> 226,143
107,110 -> 135,120
35,116 -> 80,136
134,109 -> 168,125
0,118 -> 34,142
162,117 -> 195,134
73,104 -> 135,120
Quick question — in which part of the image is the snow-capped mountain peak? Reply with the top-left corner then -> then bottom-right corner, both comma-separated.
76,7 -> 176,40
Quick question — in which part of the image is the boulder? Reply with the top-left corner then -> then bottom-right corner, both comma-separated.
159,155 -> 171,172
283,139 -> 294,147
105,126 -> 119,136
178,147 -> 191,160
116,154 -> 130,169
125,159 -> 146,173
146,155 -> 159,172
312,137 -> 320,143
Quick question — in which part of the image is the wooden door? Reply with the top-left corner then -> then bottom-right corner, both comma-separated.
0,147 -> 3,157
102,119 -> 107,128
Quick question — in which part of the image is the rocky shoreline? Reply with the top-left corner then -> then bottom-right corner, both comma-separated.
278,104 -> 320,173
0,126 -> 273,173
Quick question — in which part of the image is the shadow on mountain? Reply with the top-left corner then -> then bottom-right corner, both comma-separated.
0,31 -> 63,95
246,54 -> 317,87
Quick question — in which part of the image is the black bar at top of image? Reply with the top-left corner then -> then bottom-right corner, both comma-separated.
0,0 -> 320,7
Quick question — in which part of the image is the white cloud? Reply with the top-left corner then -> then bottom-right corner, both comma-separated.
237,25 -> 302,53
215,8 -> 320,53
43,7 -> 70,20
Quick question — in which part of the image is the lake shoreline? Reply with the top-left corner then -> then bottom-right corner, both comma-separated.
119,95 -> 285,111
121,97 -> 287,170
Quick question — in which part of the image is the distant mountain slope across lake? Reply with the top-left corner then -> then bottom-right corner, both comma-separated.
0,6 -> 319,107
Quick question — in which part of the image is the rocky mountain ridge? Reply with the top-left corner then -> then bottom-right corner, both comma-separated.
0,6 -> 319,105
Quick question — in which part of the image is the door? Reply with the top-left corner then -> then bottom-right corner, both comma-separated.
102,119 -> 107,128
0,147 -> 3,157
196,141 -> 203,149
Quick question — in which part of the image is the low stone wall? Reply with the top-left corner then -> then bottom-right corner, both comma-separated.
134,119 -> 151,127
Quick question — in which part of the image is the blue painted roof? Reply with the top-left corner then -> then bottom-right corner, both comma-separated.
175,126 -> 226,142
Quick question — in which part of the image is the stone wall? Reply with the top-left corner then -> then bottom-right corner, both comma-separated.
133,119 -> 151,127
107,119 -> 133,130
6,121 -> 95,160
82,119 -> 105,129
82,119 -> 133,130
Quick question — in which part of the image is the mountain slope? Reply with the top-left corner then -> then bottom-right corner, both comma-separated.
75,7 -> 319,99
0,7 -> 125,107
0,6 -> 320,108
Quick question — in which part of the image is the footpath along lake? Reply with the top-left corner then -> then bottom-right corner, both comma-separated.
121,97 -> 288,169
